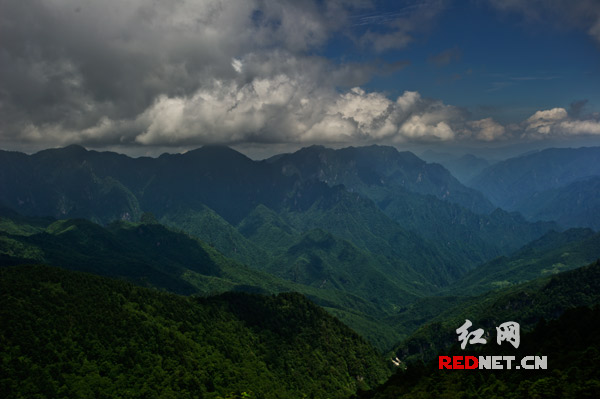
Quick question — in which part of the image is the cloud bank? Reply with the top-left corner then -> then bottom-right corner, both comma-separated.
1,0 -> 598,151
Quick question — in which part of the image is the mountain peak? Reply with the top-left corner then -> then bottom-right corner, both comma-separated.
33,144 -> 88,159
184,145 -> 250,160
156,145 -> 255,169
303,144 -> 327,151
53,144 -> 88,154
294,145 -> 330,156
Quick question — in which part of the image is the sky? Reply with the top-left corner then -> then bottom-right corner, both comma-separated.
1,0 -> 600,158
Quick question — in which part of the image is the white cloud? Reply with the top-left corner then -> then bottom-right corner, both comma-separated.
0,0 -> 368,145
523,107 -> 600,138
13,77 -> 466,147
527,108 -> 569,123
399,116 -> 454,141
525,108 -> 568,134
130,82 -> 470,146
330,88 -> 393,137
14,75 -> 600,148
467,118 -> 506,141
2,0 -> 598,151
231,58 -> 243,73
396,91 -> 421,112
558,119 -> 600,135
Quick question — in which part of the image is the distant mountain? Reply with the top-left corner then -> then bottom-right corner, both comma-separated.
447,227 -> 600,295
0,146 -> 144,224
0,145 -> 296,225
271,145 -> 495,214
515,176 -> 600,230
0,145 -> 501,285
418,149 -> 457,163
270,146 -> 557,267
420,151 -> 492,183
272,183 -> 470,288
380,192 -> 557,266
471,146 -> 600,212
0,265 -> 390,398
440,153 -> 491,183
143,146 -> 297,225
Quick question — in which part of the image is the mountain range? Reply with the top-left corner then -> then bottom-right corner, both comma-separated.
1,145 -> 574,341
1,143 -> 600,398
470,146 -> 600,229
0,144 -> 561,272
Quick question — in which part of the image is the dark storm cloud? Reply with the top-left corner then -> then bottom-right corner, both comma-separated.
0,0 -> 383,147
1,0 -> 252,128
0,0 -> 468,148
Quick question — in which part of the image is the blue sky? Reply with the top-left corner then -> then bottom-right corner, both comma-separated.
327,1 -> 600,122
1,0 -> 599,156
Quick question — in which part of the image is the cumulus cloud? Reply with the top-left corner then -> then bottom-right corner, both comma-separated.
559,119 -> 600,135
525,108 -> 569,134
467,118 -> 506,141
524,107 -> 600,137
0,0 -> 480,149
0,0 -> 365,145
0,0 -> 598,151
19,77 -> 478,148
317,88 -> 464,143
81,83 -> 470,146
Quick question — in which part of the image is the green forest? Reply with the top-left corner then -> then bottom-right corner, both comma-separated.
0,265 -> 389,398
